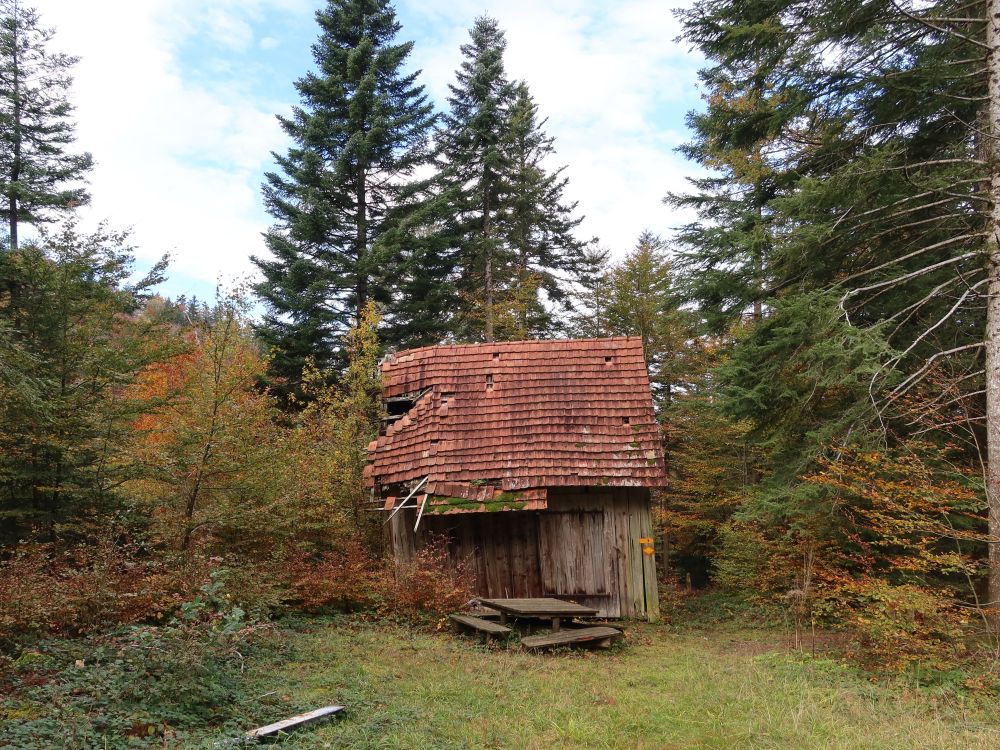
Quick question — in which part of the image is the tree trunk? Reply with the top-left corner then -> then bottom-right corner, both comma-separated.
9,16 -> 20,252
356,169 -> 368,322
482,176 -> 495,343
986,0 -> 1000,630
484,251 -> 494,342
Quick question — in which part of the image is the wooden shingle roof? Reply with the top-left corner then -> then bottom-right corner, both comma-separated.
364,337 -> 667,493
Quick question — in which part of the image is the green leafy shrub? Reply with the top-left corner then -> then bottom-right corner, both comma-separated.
0,574 -> 282,749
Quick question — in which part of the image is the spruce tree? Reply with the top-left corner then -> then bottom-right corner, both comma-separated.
506,82 -> 588,337
568,243 -> 612,339
436,16 -> 515,343
604,232 -> 689,406
675,0 -> 1000,622
0,0 -> 92,251
437,17 -> 588,342
253,0 -> 435,391
0,225 -> 172,542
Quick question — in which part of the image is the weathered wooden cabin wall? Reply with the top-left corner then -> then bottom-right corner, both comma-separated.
387,486 -> 659,620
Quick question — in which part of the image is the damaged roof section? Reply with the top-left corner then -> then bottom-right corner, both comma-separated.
364,337 -> 667,496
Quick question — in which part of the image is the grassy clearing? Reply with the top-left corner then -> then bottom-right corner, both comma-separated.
232,618 -> 1000,750
4,616 -> 1000,748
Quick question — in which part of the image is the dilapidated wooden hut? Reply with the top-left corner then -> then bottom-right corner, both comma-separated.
365,337 -> 666,620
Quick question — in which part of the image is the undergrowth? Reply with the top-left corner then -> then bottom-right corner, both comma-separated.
0,574 -> 298,749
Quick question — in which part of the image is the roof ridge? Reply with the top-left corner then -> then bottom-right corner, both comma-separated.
382,336 -> 644,363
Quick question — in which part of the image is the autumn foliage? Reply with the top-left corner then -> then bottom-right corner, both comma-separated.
286,537 -> 474,620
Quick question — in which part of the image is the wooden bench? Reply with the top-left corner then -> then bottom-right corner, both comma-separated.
521,626 -> 621,650
449,613 -> 512,640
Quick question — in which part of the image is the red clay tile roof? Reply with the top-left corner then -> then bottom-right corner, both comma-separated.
365,337 -> 667,493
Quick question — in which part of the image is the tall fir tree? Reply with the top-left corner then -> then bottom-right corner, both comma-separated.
436,16 -> 515,343
437,17 -> 589,342
568,243 -> 612,338
0,0 -> 92,252
253,0 -> 436,393
505,82 -> 588,337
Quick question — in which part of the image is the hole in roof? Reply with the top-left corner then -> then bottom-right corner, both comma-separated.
622,416 -> 630,425
493,351 -> 500,359
430,439 -> 439,446
380,387 -> 430,435
605,356 -> 613,364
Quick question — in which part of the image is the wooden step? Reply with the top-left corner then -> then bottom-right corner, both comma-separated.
521,626 -> 621,650
464,606 -> 501,620
449,613 -> 512,636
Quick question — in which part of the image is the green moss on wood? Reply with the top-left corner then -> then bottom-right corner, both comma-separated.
428,491 -> 526,514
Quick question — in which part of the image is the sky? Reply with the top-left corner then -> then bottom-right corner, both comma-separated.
31,0 -> 703,302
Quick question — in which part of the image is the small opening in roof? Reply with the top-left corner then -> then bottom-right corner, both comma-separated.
622,416 -> 630,425
486,374 -> 494,389
605,356 -> 613,364
492,351 -> 500,359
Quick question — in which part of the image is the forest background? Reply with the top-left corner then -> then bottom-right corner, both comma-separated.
3,0 -> 1000,743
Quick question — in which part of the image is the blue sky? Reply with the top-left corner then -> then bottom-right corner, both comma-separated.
32,0 -> 702,303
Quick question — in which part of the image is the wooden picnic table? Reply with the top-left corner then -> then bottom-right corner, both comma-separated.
479,597 -> 599,631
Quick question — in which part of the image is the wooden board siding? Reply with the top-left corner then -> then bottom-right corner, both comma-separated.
637,492 -> 660,622
539,511 -> 609,596
388,507 -> 417,564
627,490 -> 645,617
389,486 -> 658,619
421,512 -> 545,599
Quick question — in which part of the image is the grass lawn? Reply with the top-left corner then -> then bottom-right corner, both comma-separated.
234,618 -> 1000,749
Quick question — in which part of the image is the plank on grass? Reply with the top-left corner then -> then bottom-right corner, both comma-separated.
246,705 -> 343,739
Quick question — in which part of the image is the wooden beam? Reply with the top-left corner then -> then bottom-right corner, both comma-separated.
383,476 -> 428,525
449,613 -> 512,636
413,492 -> 429,532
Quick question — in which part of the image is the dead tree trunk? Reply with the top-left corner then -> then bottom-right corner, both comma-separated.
986,0 -> 1000,630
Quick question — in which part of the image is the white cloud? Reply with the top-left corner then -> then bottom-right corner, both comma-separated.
30,0 -> 302,288
401,0 -> 702,254
25,0 -> 702,293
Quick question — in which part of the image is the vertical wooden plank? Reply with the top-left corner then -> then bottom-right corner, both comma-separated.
497,517 -> 513,597
637,489 -> 660,622
526,513 -> 544,597
470,515 -> 489,595
390,508 -> 416,564
483,516 -> 497,598
626,490 -> 645,617
509,515 -> 524,597
610,490 -> 631,618
603,498 -> 622,618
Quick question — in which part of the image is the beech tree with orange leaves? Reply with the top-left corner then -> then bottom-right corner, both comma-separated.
126,292 -> 283,552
